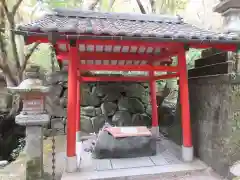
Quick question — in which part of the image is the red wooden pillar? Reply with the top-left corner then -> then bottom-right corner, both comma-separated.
149,71 -> 159,138
178,47 -> 193,162
76,77 -> 81,141
66,41 -> 78,172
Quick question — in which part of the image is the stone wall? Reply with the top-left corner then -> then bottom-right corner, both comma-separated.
166,50 -> 240,179
189,74 -> 240,179
46,71 -> 153,133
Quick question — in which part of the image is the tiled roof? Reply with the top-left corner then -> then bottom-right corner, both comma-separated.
18,8 -> 240,43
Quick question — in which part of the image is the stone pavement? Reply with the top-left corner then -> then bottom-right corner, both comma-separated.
0,135 -> 224,180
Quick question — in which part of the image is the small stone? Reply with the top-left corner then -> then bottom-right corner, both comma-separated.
81,106 -> 96,117
118,97 -> 145,114
112,111 -> 132,126
101,102 -> 117,116
81,116 -> 94,133
91,115 -> 107,132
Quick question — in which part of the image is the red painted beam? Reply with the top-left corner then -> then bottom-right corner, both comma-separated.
190,43 -> 237,52
153,73 -> 179,80
26,36 -> 182,48
78,64 -> 178,72
56,51 -> 174,62
26,36 -> 237,52
79,73 -> 179,82
80,76 -> 150,82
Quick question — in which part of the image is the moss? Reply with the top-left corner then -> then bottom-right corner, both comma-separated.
26,157 -> 43,180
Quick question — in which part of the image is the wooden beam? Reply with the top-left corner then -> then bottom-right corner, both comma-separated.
56,51 -> 174,62
78,64 -> 178,72
80,76 -> 150,82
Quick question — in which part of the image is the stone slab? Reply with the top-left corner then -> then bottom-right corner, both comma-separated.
111,157 -> 154,169
150,154 -> 169,166
93,159 -> 112,171
161,150 -> 182,164
61,160 -> 208,180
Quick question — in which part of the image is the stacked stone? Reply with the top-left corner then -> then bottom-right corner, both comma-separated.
45,71 -> 152,134
45,70 -> 67,118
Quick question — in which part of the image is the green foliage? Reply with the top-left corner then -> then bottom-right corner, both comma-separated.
30,44 -> 52,71
100,0 -> 111,11
156,0 -> 188,14
186,49 -> 202,69
41,0 -> 84,8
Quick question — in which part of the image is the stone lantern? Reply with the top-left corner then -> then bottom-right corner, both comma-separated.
8,76 -> 50,180
213,0 -> 240,33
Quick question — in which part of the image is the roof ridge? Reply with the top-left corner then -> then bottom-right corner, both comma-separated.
52,8 -> 183,23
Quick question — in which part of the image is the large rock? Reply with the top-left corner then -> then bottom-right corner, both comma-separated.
59,97 -> 67,108
93,83 -> 125,100
46,71 -> 68,84
81,116 -> 94,133
49,84 -> 64,97
158,89 -> 178,126
92,130 -> 156,159
95,107 -> 102,116
132,113 -> 151,126
112,111 -> 132,126
101,102 -> 117,116
81,106 -> 96,117
118,97 -> 145,114
46,100 -> 66,117
92,85 -> 106,97
125,83 -> 146,99
146,104 -> 152,115
91,115 -> 107,133
102,92 -> 121,102
81,91 -> 101,107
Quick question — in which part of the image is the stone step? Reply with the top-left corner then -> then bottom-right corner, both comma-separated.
61,159 -> 209,180
194,52 -> 228,68
188,61 -> 233,78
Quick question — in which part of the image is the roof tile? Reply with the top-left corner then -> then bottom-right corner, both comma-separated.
17,8 -> 240,43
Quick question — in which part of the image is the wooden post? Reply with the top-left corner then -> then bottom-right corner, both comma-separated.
76,78 -> 81,142
149,71 -> 159,138
66,41 -> 78,172
178,47 -> 193,162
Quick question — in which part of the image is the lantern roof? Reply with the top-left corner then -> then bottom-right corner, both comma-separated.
7,78 -> 50,93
